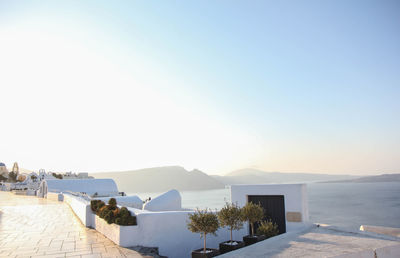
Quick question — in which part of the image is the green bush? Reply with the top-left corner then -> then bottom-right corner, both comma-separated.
108,198 -> 117,209
98,205 -> 109,218
103,209 -> 115,224
90,200 -> 105,213
241,202 -> 264,236
52,173 -> 63,179
257,220 -> 279,238
115,207 -> 137,226
92,199 -> 137,226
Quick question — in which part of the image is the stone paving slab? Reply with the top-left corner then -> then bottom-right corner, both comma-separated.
0,192 -> 153,258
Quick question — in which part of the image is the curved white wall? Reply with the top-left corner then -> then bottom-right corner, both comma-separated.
143,189 -> 181,211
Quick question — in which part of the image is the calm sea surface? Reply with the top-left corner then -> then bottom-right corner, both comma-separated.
128,182 -> 400,231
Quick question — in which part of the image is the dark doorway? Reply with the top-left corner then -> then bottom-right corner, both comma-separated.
248,195 -> 286,234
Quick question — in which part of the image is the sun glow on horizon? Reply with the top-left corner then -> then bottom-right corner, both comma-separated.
1,1 -> 399,175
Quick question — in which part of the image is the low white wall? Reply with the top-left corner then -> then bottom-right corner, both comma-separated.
61,185 -> 309,258
94,215 -> 140,247
47,192 -> 61,201
90,206 -> 246,257
143,189 -> 181,211
231,184 -> 309,232
360,225 -> 400,238
26,189 -> 36,196
129,210 -> 246,258
64,194 -> 94,228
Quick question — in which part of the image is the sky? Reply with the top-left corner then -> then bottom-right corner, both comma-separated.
0,0 -> 399,175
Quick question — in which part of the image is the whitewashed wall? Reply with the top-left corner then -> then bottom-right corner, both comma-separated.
46,192 -> 61,201
231,184 -> 309,231
63,184 -> 309,258
64,195 -> 246,257
64,194 -> 94,227
130,210 -> 246,258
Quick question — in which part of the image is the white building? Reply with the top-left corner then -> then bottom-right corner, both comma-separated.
38,179 -> 119,198
63,172 -> 93,179
231,184 -> 309,233
61,184 -> 309,258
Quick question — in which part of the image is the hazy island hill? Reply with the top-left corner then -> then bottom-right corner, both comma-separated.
90,166 -> 362,193
319,173 -> 400,183
212,168 -> 358,185
91,166 -> 224,193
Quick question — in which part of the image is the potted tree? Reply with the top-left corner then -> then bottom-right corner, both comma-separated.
241,202 -> 265,246
257,219 -> 279,239
188,209 -> 220,258
218,202 -> 245,254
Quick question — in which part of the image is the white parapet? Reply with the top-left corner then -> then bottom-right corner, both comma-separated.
143,189 -> 182,211
360,225 -> 400,238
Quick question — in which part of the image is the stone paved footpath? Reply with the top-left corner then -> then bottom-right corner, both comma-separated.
0,191 -> 152,258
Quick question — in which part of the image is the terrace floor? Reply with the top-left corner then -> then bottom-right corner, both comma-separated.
218,224 -> 400,258
0,191 -> 154,258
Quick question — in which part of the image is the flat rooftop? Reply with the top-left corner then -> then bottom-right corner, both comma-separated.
218,224 -> 400,258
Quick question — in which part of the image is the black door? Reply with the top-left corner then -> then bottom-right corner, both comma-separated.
248,195 -> 286,234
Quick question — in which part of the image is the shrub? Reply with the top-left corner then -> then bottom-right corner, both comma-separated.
218,202 -> 243,242
92,199 -> 137,226
52,173 -> 63,179
90,200 -> 105,213
112,207 -> 120,217
108,198 -> 117,209
188,209 -> 219,253
114,207 -> 137,226
257,220 -> 279,238
98,205 -> 109,218
103,209 -> 115,224
241,202 -> 264,236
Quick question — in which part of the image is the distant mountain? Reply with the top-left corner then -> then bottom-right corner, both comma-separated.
90,166 -> 225,193
319,173 -> 400,183
212,168 -> 358,185
90,166 -> 377,193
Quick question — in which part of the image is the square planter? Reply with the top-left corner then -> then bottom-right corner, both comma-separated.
219,240 -> 245,254
191,248 -> 220,258
243,235 -> 267,246
94,215 -> 139,247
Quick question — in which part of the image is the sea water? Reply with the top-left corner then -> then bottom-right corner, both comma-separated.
128,182 -> 400,231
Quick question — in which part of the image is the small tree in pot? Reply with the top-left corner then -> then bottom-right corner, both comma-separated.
217,202 -> 245,254
241,202 -> 265,246
188,209 -> 220,258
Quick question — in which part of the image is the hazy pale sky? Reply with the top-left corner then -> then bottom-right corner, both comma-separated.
1,0 -> 399,175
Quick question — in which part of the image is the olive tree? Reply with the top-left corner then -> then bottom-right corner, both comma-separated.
218,202 -> 243,242
241,202 -> 264,236
187,209 -> 219,253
